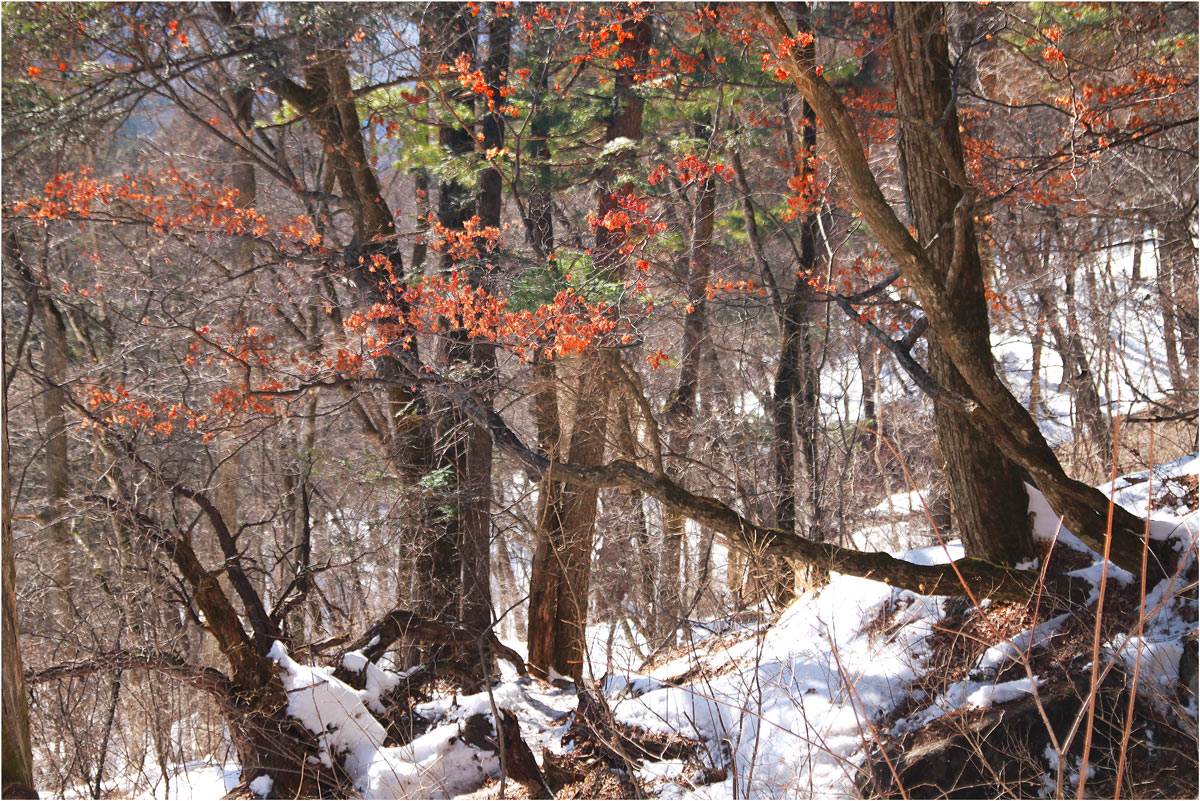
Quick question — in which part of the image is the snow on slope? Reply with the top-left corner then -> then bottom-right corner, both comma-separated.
599,459 -> 1197,799
133,457 -> 1195,800
991,240 -> 1178,445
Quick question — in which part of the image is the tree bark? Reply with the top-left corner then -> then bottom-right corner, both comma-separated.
279,43 -> 484,626
91,492 -> 329,796
5,232 -> 74,630
1160,219 -> 1198,392
1029,295 -> 1046,415
753,3 -> 1150,577
214,5 -> 258,599
426,6 -> 480,623
527,8 -> 651,680
889,3 -> 1033,567
1042,268 -> 1112,468
659,124 -> 719,645
529,352 -> 615,680
2,348 -> 37,798
773,12 -> 827,594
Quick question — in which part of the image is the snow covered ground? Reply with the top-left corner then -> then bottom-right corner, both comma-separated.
122,453 -> 1196,800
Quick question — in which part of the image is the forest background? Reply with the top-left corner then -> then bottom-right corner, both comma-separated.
1,2 -> 1196,798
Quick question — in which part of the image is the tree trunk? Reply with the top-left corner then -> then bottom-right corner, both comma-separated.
527,9 -> 650,680
2,352 -> 37,798
5,233 -> 73,628
216,47 -> 258,600
427,5 -> 479,624
659,126 -> 718,645
773,20 -> 827,595
1161,219 -> 1198,392
756,3 -> 1151,576
1029,295 -> 1046,415
453,6 -> 511,635
40,263 -> 72,626
891,3 -> 1033,566
1042,266 -> 1112,469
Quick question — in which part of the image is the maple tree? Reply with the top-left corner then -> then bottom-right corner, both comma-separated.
2,2 -> 1195,796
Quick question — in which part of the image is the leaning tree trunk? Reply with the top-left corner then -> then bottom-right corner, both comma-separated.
756,2 -> 1151,576
891,2 -> 1033,566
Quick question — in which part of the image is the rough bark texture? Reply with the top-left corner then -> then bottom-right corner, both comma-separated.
891,3 -> 1033,566
6,232 -> 73,629
427,5 -> 479,623
1043,269 -> 1112,465
456,8 -> 511,634
773,11 -> 826,595
214,6 -> 258,600
1028,295 -> 1046,415
754,3 -> 1150,577
335,608 -> 525,679
528,351 -> 615,679
92,493 -> 330,797
3,370 -> 37,798
278,41 -> 492,627
498,709 -> 554,798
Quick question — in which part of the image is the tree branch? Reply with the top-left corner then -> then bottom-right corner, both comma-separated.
751,2 -> 1151,574
341,608 -> 526,676
289,367 -> 1046,603
27,650 -> 232,699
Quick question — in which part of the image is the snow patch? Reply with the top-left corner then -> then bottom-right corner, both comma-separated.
248,774 -> 273,798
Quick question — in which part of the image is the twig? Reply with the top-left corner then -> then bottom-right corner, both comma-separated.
1114,425 -> 1153,798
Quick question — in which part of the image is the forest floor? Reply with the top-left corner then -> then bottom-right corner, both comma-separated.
138,455 -> 1197,800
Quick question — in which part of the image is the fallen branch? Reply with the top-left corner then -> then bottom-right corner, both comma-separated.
272,369 -> 1055,604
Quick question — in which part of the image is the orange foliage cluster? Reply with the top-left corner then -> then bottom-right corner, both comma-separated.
842,86 -> 897,146
84,383 -> 214,442
519,3 -> 573,36
338,271 -> 618,364
1071,68 -> 1193,137
9,166 -> 323,248
704,279 -> 765,301
429,215 -> 503,261
648,155 -> 733,187
782,153 -> 828,222
81,377 -> 299,442
591,192 -> 666,245
571,17 -> 636,65
440,52 -> 518,115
